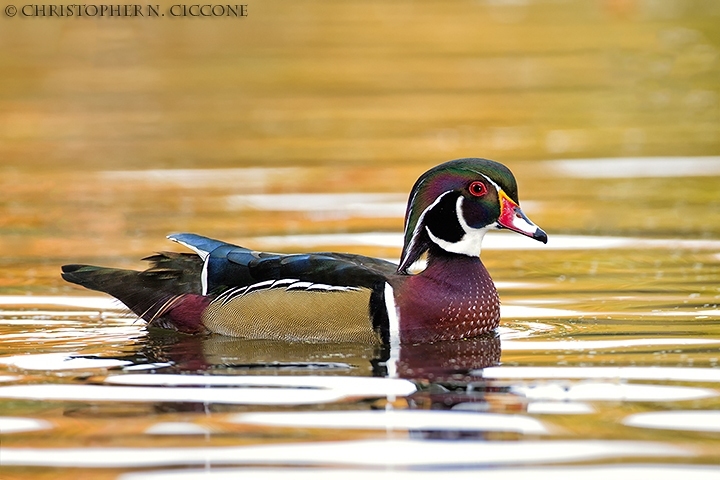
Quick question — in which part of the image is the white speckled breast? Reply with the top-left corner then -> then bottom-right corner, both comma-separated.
394,255 -> 500,343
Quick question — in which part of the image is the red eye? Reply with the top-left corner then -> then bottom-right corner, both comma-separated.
468,181 -> 487,197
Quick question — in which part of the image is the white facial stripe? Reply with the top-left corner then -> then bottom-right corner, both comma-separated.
401,190 -> 453,267
477,172 -> 501,193
384,282 -> 400,378
456,194 -> 472,231
403,172 -> 503,263
402,187 -> 420,233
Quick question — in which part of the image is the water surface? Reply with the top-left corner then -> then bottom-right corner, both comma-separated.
1,1 -> 720,478
2,159 -> 720,478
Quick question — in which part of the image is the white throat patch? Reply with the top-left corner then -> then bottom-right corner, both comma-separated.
426,196 -> 493,257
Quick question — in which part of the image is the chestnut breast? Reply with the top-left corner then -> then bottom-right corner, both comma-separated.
393,256 -> 500,343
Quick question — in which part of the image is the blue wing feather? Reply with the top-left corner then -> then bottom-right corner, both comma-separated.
169,233 -> 398,292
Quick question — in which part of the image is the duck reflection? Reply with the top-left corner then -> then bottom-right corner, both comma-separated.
136,330 -> 501,381
64,333 -> 503,418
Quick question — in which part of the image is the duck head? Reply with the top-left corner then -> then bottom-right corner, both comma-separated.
398,158 -> 547,273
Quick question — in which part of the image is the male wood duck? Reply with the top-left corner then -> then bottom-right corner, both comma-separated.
62,158 -> 547,345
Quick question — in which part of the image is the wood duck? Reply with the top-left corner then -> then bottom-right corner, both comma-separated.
62,158 -> 547,345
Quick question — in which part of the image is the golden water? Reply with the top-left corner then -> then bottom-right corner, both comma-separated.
1,1 -> 720,478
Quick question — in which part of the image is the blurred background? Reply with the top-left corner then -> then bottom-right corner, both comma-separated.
0,0 -> 719,293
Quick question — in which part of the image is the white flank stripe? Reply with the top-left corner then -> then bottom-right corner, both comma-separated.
200,256 -> 210,296
286,281 -> 313,290
384,282 -> 400,379
246,280 -> 277,292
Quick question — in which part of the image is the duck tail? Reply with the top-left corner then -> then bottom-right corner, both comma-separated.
61,255 -> 209,334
